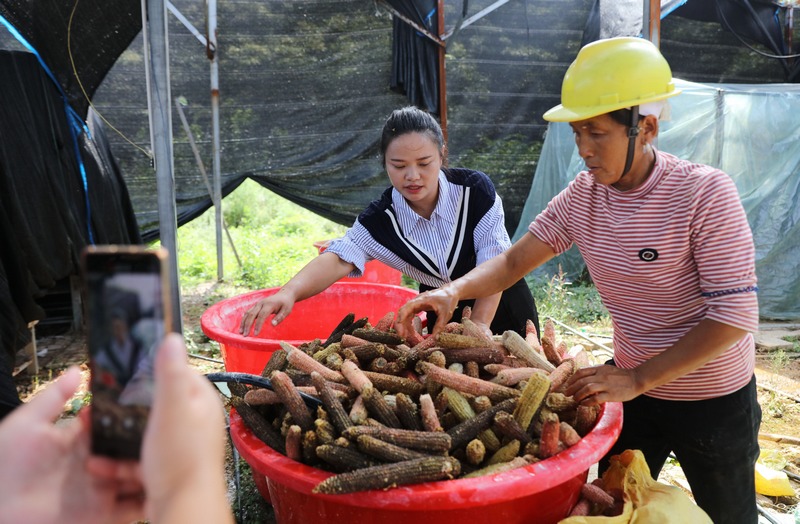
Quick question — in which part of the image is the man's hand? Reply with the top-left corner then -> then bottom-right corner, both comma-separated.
395,285 -> 460,339
564,364 -> 644,406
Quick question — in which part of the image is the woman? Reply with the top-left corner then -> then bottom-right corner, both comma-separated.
395,37 -> 760,524
239,106 -> 539,339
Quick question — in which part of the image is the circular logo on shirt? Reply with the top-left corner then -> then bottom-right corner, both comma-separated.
638,248 -> 659,262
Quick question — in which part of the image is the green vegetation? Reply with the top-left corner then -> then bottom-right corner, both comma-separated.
527,270 -> 609,328
177,178 -> 347,289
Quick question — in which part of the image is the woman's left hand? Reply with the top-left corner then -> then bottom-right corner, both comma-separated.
563,365 -> 644,406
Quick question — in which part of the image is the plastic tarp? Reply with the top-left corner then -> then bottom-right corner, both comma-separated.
0,51 -> 140,415
513,78 -> 800,320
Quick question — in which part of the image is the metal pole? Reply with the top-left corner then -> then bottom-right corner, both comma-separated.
642,0 -> 661,47
437,0 -> 448,141
208,0 -> 223,281
142,0 -> 183,333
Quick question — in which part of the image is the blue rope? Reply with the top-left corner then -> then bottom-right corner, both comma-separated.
0,13 -> 95,244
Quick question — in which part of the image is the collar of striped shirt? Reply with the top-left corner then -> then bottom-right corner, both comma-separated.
390,170 -> 458,236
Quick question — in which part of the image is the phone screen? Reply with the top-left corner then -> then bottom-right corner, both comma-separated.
83,246 -> 171,459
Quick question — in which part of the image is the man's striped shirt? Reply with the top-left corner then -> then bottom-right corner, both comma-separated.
529,150 -> 758,400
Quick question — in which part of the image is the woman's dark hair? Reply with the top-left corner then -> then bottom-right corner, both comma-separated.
380,106 -> 447,165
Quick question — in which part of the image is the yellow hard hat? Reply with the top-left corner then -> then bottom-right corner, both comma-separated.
543,37 -> 681,123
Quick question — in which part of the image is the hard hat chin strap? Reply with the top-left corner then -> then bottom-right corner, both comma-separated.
621,105 -> 640,177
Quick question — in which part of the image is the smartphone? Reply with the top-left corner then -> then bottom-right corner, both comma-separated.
82,245 -> 171,459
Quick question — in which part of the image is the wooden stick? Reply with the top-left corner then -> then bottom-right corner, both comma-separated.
758,432 -> 800,446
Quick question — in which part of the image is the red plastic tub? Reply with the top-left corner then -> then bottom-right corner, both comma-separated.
200,282 -> 418,374
230,402 -> 623,524
314,240 -> 402,286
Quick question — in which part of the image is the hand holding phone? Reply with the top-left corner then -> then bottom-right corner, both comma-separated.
83,246 -> 171,460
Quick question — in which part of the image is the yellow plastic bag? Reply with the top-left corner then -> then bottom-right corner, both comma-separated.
560,449 -> 712,524
755,461 -> 795,497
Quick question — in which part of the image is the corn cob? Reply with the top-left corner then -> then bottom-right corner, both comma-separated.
363,371 -> 425,396
525,319 -> 541,350
492,367 -> 547,387
301,339 -> 322,356
581,482 -> 615,508
312,343 -> 341,363
346,342 -> 385,361
394,393 -> 422,431
325,352 -> 344,371
471,395 -> 492,414
324,316 -> 368,347
447,397 -> 518,450
461,318 -> 493,345
568,498 -> 592,517
316,443 -> 380,472
418,361 -> 520,401
341,348 -> 359,365
462,455 -> 532,479
419,393 -> 443,432
483,363 -> 511,375
270,370 -> 315,432
501,330 -> 556,372
352,327 -> 404,346
545,392 -> 579,412
323,312 -> 356,346
565,344 -> 590,370
312,456 -> 460,494
541,334 -> 562,366
466,438 -> 486,466
559,421 -> 582,447
369,356 -> 391,373
556,339 -> 568,357
511,372 -> 551,432
574,404 -> 600,436
461,305 -> 472,319
373,310 -> 395,332
286,425 -> 303,462
231,397 -> 286,454
261,348 -> 288,377
448,362 -> 464,375
362,385 -> 403,429
543,318 -> 556,345
356,434 -> 429,462
443,388 -> 501,452
486,439 -> 521,466
425,350 -> 447,369
492,411 -> 532,444
341,425 -> 452,453
349,394 -> 368,425
436,347 -> 505,365
315,418 -> 337,444
547,359 -> 575,392
436,332 -> 488,349
244,388 -> 282,405
282,341 -> 345,383
442,321 -> 464,334
302,429 -> 318,464
538,412 -> 560,459
340,359 -> 373,394
465,361 -> 480,378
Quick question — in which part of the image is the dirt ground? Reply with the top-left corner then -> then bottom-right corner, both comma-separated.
11,282 -> 800,523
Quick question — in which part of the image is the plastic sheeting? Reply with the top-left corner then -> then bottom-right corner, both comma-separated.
513,78 -> 800,320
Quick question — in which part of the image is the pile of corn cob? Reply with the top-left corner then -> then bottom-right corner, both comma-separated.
228,309 -> 601,495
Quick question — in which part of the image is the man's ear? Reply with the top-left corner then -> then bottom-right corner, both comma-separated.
641,114 -> 659,143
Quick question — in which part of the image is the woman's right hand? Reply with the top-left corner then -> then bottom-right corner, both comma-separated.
238,290 -> 296,336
